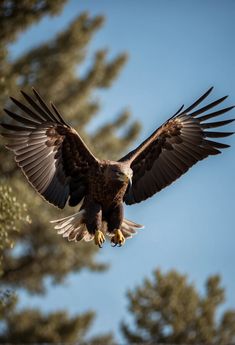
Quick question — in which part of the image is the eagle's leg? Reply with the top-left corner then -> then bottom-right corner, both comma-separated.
84,199 -> 104,248
106,204 -> 125,247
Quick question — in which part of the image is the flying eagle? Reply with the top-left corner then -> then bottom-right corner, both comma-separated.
1,88 -> 234,247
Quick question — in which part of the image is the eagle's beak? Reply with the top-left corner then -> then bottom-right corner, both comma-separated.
117,172 -> 132,183
117,174 -> 128,182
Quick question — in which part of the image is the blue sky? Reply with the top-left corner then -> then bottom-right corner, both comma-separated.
10,0 -> 235,341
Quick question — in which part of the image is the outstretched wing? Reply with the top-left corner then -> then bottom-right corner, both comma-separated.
121,87 -> 234,205
1,89 -> 99,208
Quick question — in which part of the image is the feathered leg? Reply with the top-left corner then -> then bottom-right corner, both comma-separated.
84,199 -> 104,248
106,204 -> 125,246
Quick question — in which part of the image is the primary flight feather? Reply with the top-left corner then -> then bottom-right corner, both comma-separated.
1,87 -> 234,247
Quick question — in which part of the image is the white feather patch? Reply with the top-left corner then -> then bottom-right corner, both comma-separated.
51,209 -> 91,242
51,207 -> 144,243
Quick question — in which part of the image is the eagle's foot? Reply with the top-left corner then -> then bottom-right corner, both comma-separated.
94,230 -> 105,248
111,229 -> 125,247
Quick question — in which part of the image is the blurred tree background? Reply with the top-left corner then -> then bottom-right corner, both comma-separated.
0,0 -> 139,342
1,1 -> 235,344
122,269 -> 235,344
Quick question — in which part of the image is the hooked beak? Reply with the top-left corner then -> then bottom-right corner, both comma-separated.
117,172 -> 132,183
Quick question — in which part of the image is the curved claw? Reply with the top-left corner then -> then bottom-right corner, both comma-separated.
94,230 -> 105,248
111,229 -> 125,247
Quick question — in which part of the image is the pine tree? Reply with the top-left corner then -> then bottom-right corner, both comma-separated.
0,0 -> 140,342
121,269 -> 235,344
0,183 -> 30,273
0,184 -> 29,315
0,0 -> 68,105
1,0 -> 140,294
0,295 -> 116,344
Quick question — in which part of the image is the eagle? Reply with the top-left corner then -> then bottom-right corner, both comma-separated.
1,87 -> 234,247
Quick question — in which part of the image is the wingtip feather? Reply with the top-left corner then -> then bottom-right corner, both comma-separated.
208,86 -> 214,93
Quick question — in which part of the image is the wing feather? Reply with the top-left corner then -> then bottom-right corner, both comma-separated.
121,88 -> 234,204
1,89 -> 99,208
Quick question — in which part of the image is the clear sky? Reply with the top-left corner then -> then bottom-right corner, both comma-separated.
10,0 -> 235,342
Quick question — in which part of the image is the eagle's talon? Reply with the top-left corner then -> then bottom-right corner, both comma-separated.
94,230 -> 105,247
111,229 -> 125,247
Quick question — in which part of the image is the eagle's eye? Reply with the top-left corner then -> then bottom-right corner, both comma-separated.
111,168 -> 122,174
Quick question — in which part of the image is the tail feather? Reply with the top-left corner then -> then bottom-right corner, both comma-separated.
124,218 -> 143,228
104,218 -> 144,239
57,223 -> 74,235
121,218 -> 144,238
68,228 -> 80,241
83,231 -> 94,242
51,208 -> 144,242
50,209 -> 94,242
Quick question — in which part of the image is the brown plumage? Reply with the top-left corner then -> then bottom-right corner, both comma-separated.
1,87 -> 234,247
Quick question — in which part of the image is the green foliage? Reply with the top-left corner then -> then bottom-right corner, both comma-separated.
0,294 -> 116,344
0,0 -> 139,342
0,289 -> 17,318
1,177 -> 107,293
0,182 -> 30,272
0,184 -> 30,235
0,0 -> 140,294
121,269 -> 235,344
0,0 -> 68,106
0,0 -> 68,43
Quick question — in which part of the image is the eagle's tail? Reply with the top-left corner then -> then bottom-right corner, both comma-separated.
51,196 -> 144,242
50,208 -> 94,242
102,218 -> 144,239
120,218 -> 144,238
51,213 -> 143,242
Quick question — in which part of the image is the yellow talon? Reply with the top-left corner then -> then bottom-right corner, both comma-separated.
94,230 -> 105,248
111,229 -> 125,247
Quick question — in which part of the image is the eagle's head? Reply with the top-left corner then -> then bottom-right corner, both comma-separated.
105,162 -> 133,184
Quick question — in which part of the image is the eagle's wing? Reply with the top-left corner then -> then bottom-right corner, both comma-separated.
1,89 -> 99,208
121,87 -> 234,205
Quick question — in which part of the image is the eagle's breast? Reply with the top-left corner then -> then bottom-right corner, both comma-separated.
88,162 -> 128,209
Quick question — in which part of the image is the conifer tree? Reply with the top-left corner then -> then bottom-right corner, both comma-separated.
0,294 -> 116,344
121,269 -> 235,344
0,0 -> 68,105
0,0 -> 140,293
0,184 -> 30,272
0,0 -> 139,342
